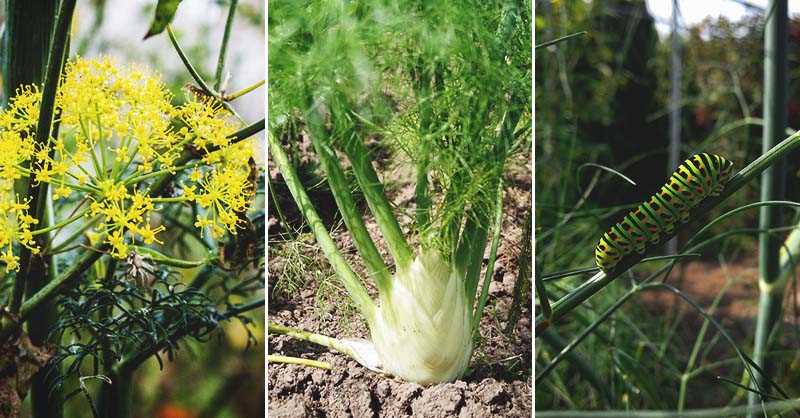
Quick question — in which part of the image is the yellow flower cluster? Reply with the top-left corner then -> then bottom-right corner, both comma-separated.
185,141 -> 254,238
89,179 -> 165,258
0,57 -> 257,271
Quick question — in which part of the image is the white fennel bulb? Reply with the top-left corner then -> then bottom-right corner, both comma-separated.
369,250 -> 473,384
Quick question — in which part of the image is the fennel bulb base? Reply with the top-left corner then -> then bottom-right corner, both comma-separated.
369,251 -> 473,384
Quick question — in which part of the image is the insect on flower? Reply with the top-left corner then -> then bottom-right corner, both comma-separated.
125,251 -> 157,289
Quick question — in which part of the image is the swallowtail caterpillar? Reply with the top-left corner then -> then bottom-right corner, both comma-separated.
595,153 -> 734,272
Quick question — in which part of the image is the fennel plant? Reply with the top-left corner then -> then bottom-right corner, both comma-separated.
269,0 -> 530,384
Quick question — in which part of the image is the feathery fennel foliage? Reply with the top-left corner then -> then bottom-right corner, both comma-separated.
269,0 -> 530,384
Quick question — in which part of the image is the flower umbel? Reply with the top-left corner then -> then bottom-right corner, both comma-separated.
0,57 -> 257,271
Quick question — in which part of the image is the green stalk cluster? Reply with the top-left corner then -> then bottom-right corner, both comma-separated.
269,0 -> 529,384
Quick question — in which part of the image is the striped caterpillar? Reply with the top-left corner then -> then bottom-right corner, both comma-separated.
595,153 -> 734,272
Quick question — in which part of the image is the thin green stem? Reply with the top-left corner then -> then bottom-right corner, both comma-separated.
30,208 -> 88,236
167,25 -> 243,122
268,322 -> 364,361
472,184 -> 503,333
167,25 -> 215,97
342,130 -> 414,270
151,197 -> 190,204
305,108 -> 391,293
269,132 -> 375,319
214,0 -> 238,92
224,79 -> 264,101
268,355 -> 332,370
536,129 -> 800,329
535,398 -> 800,418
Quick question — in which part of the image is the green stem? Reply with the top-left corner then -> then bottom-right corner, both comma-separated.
214,0 -> 238,92
677,272 -> 735,412
269,132 -> 375,319
30,208 -> 88,236
268,321 -> 364,361
151,197 -> 190,204
29,187 -> 63,418
342,131 -> 414,270
750,1 -> 789,412
535,398 -> 800,418
167,25 -> 215,97
4,1 -> 61,414
115,299 -> 264,375
472,184 -> 503,333
0,246 -> 107,342
305,108 -> 391,293
536,129 -> 800,329
224,79 -> 264,101
268,355 -> 332,370
10,0 -> 76,314
19,246 -> 107,321
2,0 -> 56,103
166,25 -> 243,121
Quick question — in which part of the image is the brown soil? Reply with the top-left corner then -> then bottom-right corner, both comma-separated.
267,142 -> 532,417
638,257 -> 800,338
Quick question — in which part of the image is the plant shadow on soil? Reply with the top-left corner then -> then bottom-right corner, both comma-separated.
267,142 -> 532,417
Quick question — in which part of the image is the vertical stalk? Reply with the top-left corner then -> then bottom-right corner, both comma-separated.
214,0 -> 238,92
5,2 -> 66,417
666,0 -> 682,255
342,130 -> 414,270
2,0 -> 56,104
268,132 -> 376,319
749,0 -> 788,412
304,108 -> 392,293
97,371 -> 133,418
29,188 -> 63,418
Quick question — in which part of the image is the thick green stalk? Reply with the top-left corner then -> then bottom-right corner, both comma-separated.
269,132 -> 375,319
4,1 -> 60,416
20,247 -> 108,321
536,128 -> 800,329
471,184 -> 503,332
305,109 -> 392,292
456,210 -> 490,305
750,0 -> 789,412
2,0 -> 56,104
29,188 -> 63,418
414,151 -> 431,232
11,0 -> 76,313
97,370 -> 133,418
342,131 -> 414,270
